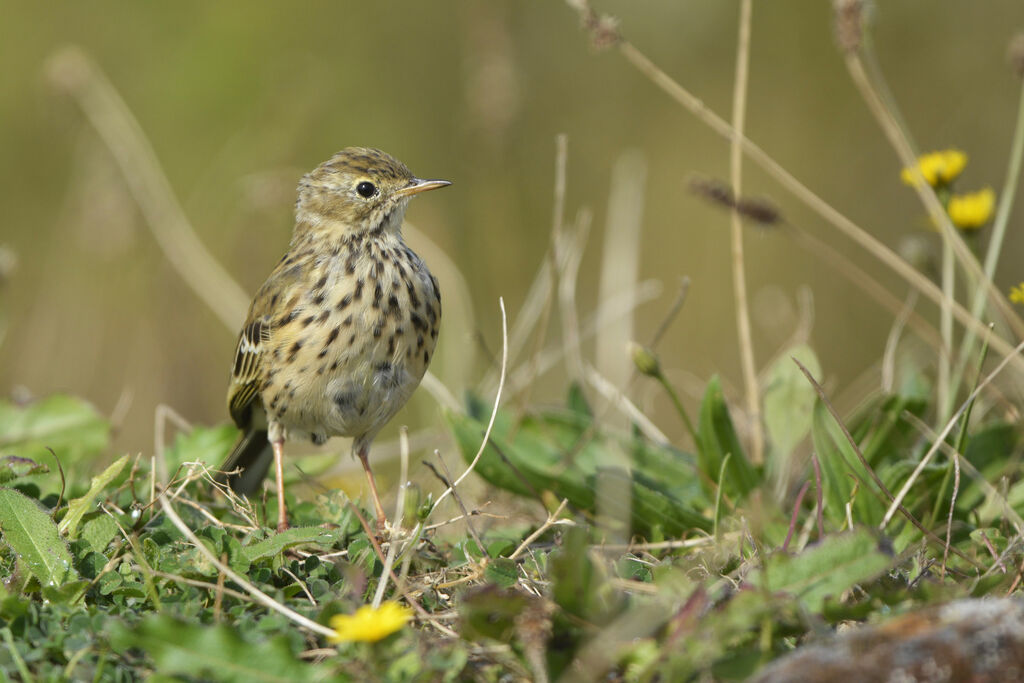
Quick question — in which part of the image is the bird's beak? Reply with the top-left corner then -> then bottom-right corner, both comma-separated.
394,178 -> 452,198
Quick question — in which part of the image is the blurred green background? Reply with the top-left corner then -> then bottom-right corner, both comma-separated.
2,1 -> 1022,469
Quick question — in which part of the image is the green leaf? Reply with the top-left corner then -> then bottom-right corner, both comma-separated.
763,345 -> 820,462
695,376 -> 759,500
811,402 -> 885,525
81,513 -> 120,554
483,558 -> 518,588
566,382 -> 592,417
59,454 -> 129,538
164,424 -> 239,472
109,615 -> 321,682
241,527 -> 341,562
459,585 -> 532,642
0,488 -> 78,586
40,579 -> 90,605
0,455 -> 49,484
0,395 -> 109,466
547,526 -> 623,678
446,402 -> 711,538
748,529 -> 892,613
550,526 -> 617,622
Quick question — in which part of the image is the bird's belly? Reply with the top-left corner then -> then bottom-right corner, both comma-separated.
322,365 -> 419,438
259,239 -> 440,445
267,328 -> 427,443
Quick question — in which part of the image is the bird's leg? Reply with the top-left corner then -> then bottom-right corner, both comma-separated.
356,445 -> 388,529
273,439 -> 289,532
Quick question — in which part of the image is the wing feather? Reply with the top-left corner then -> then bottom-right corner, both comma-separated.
227,319 -> 269,426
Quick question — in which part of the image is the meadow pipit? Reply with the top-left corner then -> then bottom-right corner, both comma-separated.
218,147 -> 448,531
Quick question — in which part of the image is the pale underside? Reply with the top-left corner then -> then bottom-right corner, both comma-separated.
228,222 -> 440,455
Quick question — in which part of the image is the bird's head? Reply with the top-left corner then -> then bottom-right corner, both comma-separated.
295,147 -> 449,237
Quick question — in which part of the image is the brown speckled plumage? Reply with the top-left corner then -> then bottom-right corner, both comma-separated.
218,147 -> 448,530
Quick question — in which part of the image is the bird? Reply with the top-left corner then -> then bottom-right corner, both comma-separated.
218,147 -> 449,532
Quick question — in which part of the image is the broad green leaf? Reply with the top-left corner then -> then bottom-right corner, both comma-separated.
854,395 -> 927,467
763,345 -> 820,462
0,455 -> 48,484
446,401 -> 711,538
41,579 -> 89,605
60,454 -> 129,538
0,488 -> 78,586
164,424 -> 239,472
242,527 -> 340,562
81,513 -> 120,554
109,615 -> 321,682
483,558 -> 519,588
811,402 -> 885,525
459,585 -> 532,642
566,381 -> 592,417
548,526 -> 607,678
963,423 -> 1019,518
550,526 -> 613,622
695,376 -> 759,500
748,529 -> 892,613
0,395 -> 109,466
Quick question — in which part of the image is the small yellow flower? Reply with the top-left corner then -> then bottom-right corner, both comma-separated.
329,602 -> 412,644
1010,283 -> 1024,305
900,149 -> 967,187
947,188 -> 996,230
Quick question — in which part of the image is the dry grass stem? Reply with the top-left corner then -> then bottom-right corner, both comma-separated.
418,372 -> 461,413
153,404 -> 192,485
157,492 -> 337,638
942,453 -> 960,578
506,280 -> 662,396
557,207 -> 592,387
787,223 -> 942,353
845,53 -> 1019,336
729,0 -> 761,465
880,338 -> 1024,530
583,364 -> 670,446
371,426 -> 412,609
881,292 -> 919,393
280,567 -> 317,606
900,410 -> 1024,534
509,499 -> 572,561
595,150 -> 646,426
794,358 -> 984,569
45,46 -> 249,332
515,135 -> 570,414
149,569 -> 250,603
489,262 -> 551,392
558,21 -> 1024,376
428,450 -> 489,559
423,504 -> 503,531
432,298 -> 508,513
952,80 -> 1024,397
648,277 -> 690,350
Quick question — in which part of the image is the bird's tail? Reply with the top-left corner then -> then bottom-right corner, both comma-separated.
216,429 -> 273,495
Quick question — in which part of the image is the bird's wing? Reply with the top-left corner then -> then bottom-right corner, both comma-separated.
227,318 -> 270,427
227,255 -> 308,425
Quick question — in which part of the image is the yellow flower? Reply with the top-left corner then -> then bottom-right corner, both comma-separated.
329,602 -> 412,644
1010,283 -> 1024,305
900,149 -> 967,187
947,188 -> 996,230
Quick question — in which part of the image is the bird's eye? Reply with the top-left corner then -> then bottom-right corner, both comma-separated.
356,181 -> 377,198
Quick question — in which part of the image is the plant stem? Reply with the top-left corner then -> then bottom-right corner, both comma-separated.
729,0 -> 762,464
951,81 -> 1024,399
656,374 -> 698,445
605,37 -> 1024,376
